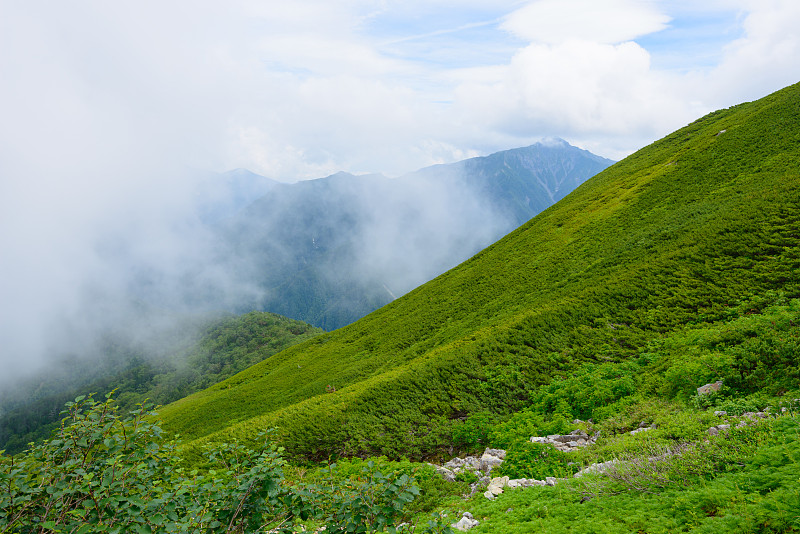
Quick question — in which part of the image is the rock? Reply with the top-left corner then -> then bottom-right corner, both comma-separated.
484,448 -> 507,459
530,430 -> 597,452
483,490 -> 495,500
545,477 -> 557,486
488,485 -> 503,496
574,459 -> 619,478
709,424 -> 730,436
452,513 -> 479,531
465,456 -> 481,470
479,449 -> 506,472
489,477 -> 508,489
697,380 -> 723,396
435,466 -> 456,482
486,476 -> 508,497
444,457 -> 465,471
714,410 -> 728,417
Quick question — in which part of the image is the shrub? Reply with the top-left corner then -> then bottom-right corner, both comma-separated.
450,411 -> 496,452
0,394 -> 448,534
496,442 -> 577,480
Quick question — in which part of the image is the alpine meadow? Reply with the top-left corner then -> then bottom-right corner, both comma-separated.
3,82 -> 800,533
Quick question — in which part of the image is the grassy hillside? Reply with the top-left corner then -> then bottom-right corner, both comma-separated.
158,82 -> 800,464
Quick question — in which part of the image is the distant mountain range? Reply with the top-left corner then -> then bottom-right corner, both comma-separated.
214,139 -> 613,330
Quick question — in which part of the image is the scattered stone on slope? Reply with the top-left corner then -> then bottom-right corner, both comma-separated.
697,380 -> 723,395
487,476 -> 509,496
708,424 -> 730,436
573,459 -> 621,478
629,422 -> 657,435
479,449 -> 506,472
530,427 -> 598,452
451,512 -> 478,531
483,475 -> 557,499
708,410 -> 770,434
431,448 -> 507,497
434,466 -> 456,482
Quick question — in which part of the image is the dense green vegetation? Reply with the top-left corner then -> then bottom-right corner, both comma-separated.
158,82 -> 800,467
0,312 -> 321,455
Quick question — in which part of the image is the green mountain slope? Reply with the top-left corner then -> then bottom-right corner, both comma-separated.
158,82 -> 800,463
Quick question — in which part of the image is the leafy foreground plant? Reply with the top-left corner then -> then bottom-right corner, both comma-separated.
0,394 -> 451,534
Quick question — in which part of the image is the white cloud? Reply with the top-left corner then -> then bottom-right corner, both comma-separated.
449,6 -> 700,160
501,0 -> 671,44
700,0 -> 800,105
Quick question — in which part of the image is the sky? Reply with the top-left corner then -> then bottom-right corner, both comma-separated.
2,0 -> 800,380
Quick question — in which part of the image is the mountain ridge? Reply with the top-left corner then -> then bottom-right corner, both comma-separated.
217,140 -> 614,330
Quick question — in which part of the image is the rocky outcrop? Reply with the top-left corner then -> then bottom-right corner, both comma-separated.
483,476 -> 509,499
432,447 -> 572,499
530,427 -> 599,452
